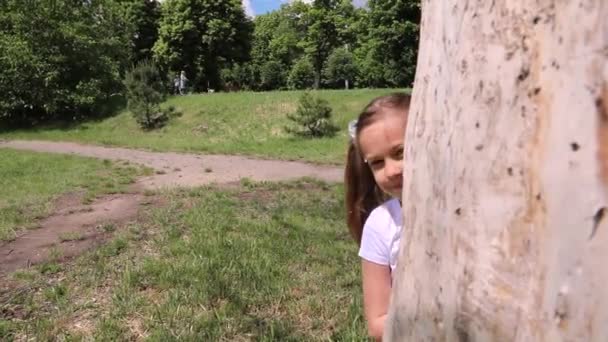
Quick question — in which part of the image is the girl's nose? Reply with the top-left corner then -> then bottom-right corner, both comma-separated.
385,158 -> 402,179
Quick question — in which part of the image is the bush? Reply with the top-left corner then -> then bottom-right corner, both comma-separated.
259,61 -> 286,90
221,63 -> 253,91
0,0 -> 131,126
287,58 -> 315,90
285,92 -> 338,138
124,60 -> 170,130
323,47 -> 356,89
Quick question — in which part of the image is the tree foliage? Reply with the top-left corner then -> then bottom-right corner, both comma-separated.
117,0 -> 161,64
288,58 -> 316,90
248,0 -> 419,91
0,0 -> 421,127
248,2 -> 308,91
153,0 -> 253,91
221,63 -> 253,91
0,0 -> 131,125
301,1 -> 341,88
285,92 -> 338,138
356,0 -> 420,87
259,61 -> 286,90
124,60 -> 172,129
323,47 -> 356,89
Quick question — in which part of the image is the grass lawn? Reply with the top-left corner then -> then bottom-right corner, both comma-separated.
0,180 -> 370,341
0,148 -> 151,241
0,89 -> 409,164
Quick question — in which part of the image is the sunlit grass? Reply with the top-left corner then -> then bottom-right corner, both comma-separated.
0,89 -> 409,164
1,180 -> 370,340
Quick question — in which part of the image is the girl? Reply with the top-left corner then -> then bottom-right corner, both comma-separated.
345,93 -> 410,340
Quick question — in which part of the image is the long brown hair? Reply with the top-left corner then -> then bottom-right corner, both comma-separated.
345,93 -> 411,244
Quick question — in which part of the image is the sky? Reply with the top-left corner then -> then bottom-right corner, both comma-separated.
242,0 -> 367,17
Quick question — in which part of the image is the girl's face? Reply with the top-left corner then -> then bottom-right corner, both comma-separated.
358,109 -> 407,199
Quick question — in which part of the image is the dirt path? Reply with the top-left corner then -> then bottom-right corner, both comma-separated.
0,140 -> 344,275
0,140 -> 343,189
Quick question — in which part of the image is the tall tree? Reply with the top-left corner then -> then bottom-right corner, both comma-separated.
288,57 -> 315,90
355,0 -> 420,87
334,0 -> 358,48
153,0 -> 252,91
323,47 -> 356,89
386,0 -> 608,340
117,0 -> 161,63
302,0 -> 340,88
249,2 -> 309,90
0,0 -> 131,125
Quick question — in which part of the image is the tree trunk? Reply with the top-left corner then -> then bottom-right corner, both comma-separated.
345,79 -> 349,90
386,0 -> 608,341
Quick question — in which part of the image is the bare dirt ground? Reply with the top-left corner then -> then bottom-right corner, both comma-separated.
0,140 -> 343,188
0,140 -> 344,275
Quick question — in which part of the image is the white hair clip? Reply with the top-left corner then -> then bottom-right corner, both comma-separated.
348,119 -> 358,141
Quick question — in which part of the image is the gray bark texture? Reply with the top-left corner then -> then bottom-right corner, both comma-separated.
386,0 -> 608,341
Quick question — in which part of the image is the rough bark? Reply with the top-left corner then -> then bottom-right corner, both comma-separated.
386,0 -> 608,341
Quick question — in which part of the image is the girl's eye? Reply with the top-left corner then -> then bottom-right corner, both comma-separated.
393,147 -> 404,160
368,159 -> 384,170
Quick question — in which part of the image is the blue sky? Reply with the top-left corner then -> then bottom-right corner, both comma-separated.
248,0 -> 287,15
242,0 -> 367,17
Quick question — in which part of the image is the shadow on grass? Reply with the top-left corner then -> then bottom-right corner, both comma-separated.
0,95 -> 126,134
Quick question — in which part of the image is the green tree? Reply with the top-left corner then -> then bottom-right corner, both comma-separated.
354,0 -> 420,87
245,0 -> 360,91
354,38 -> 386,87
249,2 -> 308,90
124,60 -> 170,129
301,1 -> 340,89
259,61 -> 286,90
288,58 -> 315,90
334,0 -> 359,48
0,0 -> 131,125
323,47 -> 356,89
153,0 -> 252,91
221,63 -> 253,91
117,0 -> 161,63
285,92 -> 338,138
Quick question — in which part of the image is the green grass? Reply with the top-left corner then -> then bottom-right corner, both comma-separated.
0,148 -> 152,241
0,89 -> 408,164
58,232 -> 85,242
0,180 -> 369,340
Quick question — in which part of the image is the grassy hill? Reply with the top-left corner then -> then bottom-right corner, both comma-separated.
0,89 -> 408,164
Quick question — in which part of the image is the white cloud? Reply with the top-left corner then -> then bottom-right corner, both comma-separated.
242,0 -> 255,17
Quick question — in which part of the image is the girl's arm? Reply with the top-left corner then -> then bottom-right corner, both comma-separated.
361,259 -> 392,341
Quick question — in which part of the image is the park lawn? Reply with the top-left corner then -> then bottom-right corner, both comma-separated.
0,180 -> 370,341
0,148 -> 152,241
0,89 -> 409,164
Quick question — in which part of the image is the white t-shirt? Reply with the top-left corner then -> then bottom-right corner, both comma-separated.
358,198 -> 403,278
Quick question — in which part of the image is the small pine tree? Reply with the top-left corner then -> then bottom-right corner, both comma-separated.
285,92 -> 338,138
124,60 -> 169,129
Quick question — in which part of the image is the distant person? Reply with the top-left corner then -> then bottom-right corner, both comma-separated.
179,70 -> 188,95
173,73 -> 180,95
344,93 -> 411,341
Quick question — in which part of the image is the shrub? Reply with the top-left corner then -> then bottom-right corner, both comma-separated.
0,0 -> 130,126
323,47 -> 357,89
221,63 -> 253,91
287,58 -> 315,90
285,92 -> 338,138
259,61 -> 285,90
124,60 -> 170,129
